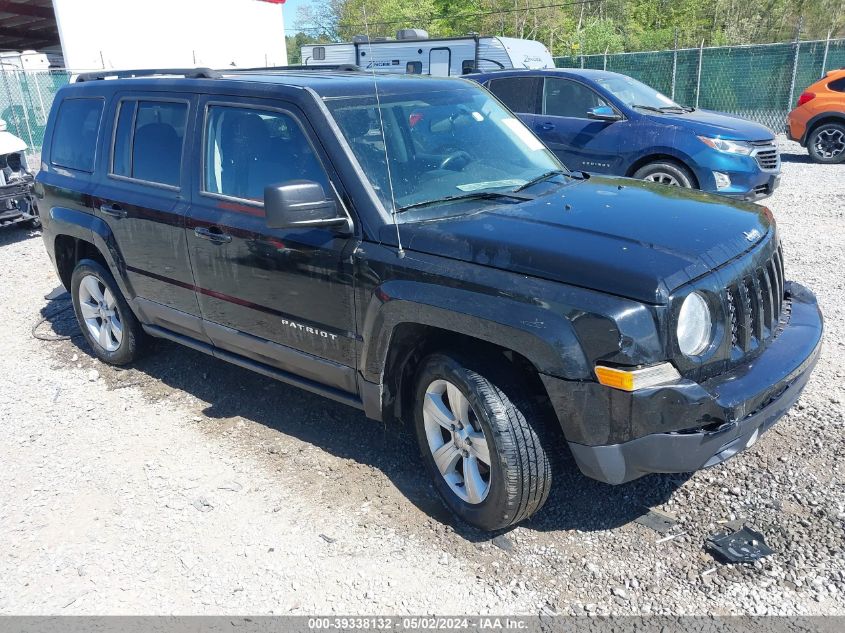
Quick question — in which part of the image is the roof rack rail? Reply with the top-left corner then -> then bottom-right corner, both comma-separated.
228,64 -> 362,73
76,68 -> 222,83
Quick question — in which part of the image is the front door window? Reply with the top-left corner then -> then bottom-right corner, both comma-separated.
542,78 -> 608,119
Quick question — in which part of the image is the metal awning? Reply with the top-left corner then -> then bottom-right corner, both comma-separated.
0,1 -> 58,51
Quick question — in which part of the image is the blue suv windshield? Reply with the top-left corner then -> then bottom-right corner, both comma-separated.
325,86 -> 563,214
593,75 -> 685,111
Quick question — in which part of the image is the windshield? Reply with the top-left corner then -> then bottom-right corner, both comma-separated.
593,74 -> 683,111
324,86 -> 563,214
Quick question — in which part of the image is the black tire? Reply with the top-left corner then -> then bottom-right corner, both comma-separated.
412,353 -> 552,531
806,122 -> 845,164
25,200 -> 41,229
632,160 -> 696,188
70,258 -> 145,365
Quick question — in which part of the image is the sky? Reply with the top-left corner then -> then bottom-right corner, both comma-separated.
283,0 -> 313,33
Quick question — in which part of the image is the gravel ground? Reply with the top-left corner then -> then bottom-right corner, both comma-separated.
0,137 -> 842,615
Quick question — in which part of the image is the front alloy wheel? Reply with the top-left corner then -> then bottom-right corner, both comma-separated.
642,171 -> 681,186
413,353 -> 552,530
633,160 -> 695,188
422,379 -> 492,504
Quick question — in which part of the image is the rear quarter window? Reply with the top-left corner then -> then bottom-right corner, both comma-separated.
829,77 -> 845,93
50,98 -> 104,173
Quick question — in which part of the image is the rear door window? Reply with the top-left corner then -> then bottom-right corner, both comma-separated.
202,104 -> 329,203
111,100 -> 135,177
487,77 -> 541,114
110,99 -> 188,187
51,98 -> 104,173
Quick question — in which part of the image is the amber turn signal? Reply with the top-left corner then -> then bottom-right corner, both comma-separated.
595,363 -> 681,392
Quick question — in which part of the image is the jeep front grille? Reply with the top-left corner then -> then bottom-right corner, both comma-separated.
725,244 -> 785,353
751,141 -> 779,171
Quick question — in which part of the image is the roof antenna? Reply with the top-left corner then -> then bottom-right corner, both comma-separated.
362,3 -> 404,259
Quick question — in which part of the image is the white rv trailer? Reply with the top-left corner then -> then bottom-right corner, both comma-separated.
301,30 -> 554,76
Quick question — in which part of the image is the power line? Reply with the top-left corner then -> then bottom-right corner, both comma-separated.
285,0 -> 607,34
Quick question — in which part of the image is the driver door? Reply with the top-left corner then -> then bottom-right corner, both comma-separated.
534,77 -> 628,173
185,97 -> 358,395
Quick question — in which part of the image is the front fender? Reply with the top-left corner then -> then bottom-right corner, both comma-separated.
359,279 -> 590,384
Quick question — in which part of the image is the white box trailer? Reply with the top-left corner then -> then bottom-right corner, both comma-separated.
52,0 -> 287,71
301,32 -> 554,76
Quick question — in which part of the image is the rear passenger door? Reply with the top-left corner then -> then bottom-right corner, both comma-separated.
485,76 -> 542,129
185,97 -> 358,395
98,93 -> 207,340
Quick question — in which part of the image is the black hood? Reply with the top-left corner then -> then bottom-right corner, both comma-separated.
393,176 -> 774,304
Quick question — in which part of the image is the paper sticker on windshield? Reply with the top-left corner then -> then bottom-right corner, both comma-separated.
457,179 -> 524,192
502,117 -> 545,151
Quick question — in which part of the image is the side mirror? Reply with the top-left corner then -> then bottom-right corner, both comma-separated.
587,105 -> 622,122
264,180 -> 351,233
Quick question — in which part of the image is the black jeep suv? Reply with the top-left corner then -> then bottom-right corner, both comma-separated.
36,68 -> 822,530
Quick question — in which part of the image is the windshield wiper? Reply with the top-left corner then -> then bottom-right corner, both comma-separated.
396,190 -> 532,213
512,169 -> 572,193
631,104 -> 665,113
633,104 -> 686,114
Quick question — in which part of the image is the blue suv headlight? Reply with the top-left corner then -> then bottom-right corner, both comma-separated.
697,136 -> 754,156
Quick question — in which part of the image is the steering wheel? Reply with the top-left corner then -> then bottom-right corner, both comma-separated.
439,150 -> 473,171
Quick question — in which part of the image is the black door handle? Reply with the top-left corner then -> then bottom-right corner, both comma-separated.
194,226 -> 232,244
100,203 -> 127,219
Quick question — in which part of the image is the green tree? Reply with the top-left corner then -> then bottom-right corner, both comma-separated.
289,0 -> 845,57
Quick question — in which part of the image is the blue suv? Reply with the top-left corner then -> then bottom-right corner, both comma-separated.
472,69 -> 781,200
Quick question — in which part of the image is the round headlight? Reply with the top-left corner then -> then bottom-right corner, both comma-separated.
677,292 -> 712,357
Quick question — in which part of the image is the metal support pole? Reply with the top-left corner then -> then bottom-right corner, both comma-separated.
603,46 -> 608,71
695,39 -> 704,109
671,30 -> 678,100
821,29 -> 831,78
787,17 -> 803,110
579,33 -> 584,69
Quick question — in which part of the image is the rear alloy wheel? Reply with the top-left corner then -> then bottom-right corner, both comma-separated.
807,122 -> 845,164
78,274 -> 124,353
71,259 -> 145,365
413,353 -> 552,531
633,161 -> 695,188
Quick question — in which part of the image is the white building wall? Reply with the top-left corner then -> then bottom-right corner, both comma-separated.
52,0 -> 287,71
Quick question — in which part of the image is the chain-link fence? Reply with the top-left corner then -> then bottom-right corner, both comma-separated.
2,37 -> 844,160
0,70 -> 73,168
555,37 -> 845,132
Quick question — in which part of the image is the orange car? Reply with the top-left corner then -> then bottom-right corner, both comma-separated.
787,68 -> 845,164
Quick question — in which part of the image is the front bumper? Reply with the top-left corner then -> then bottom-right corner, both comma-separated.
694,150 -> 780,201
719,172 -> 780,201
545,282 -> 823,485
